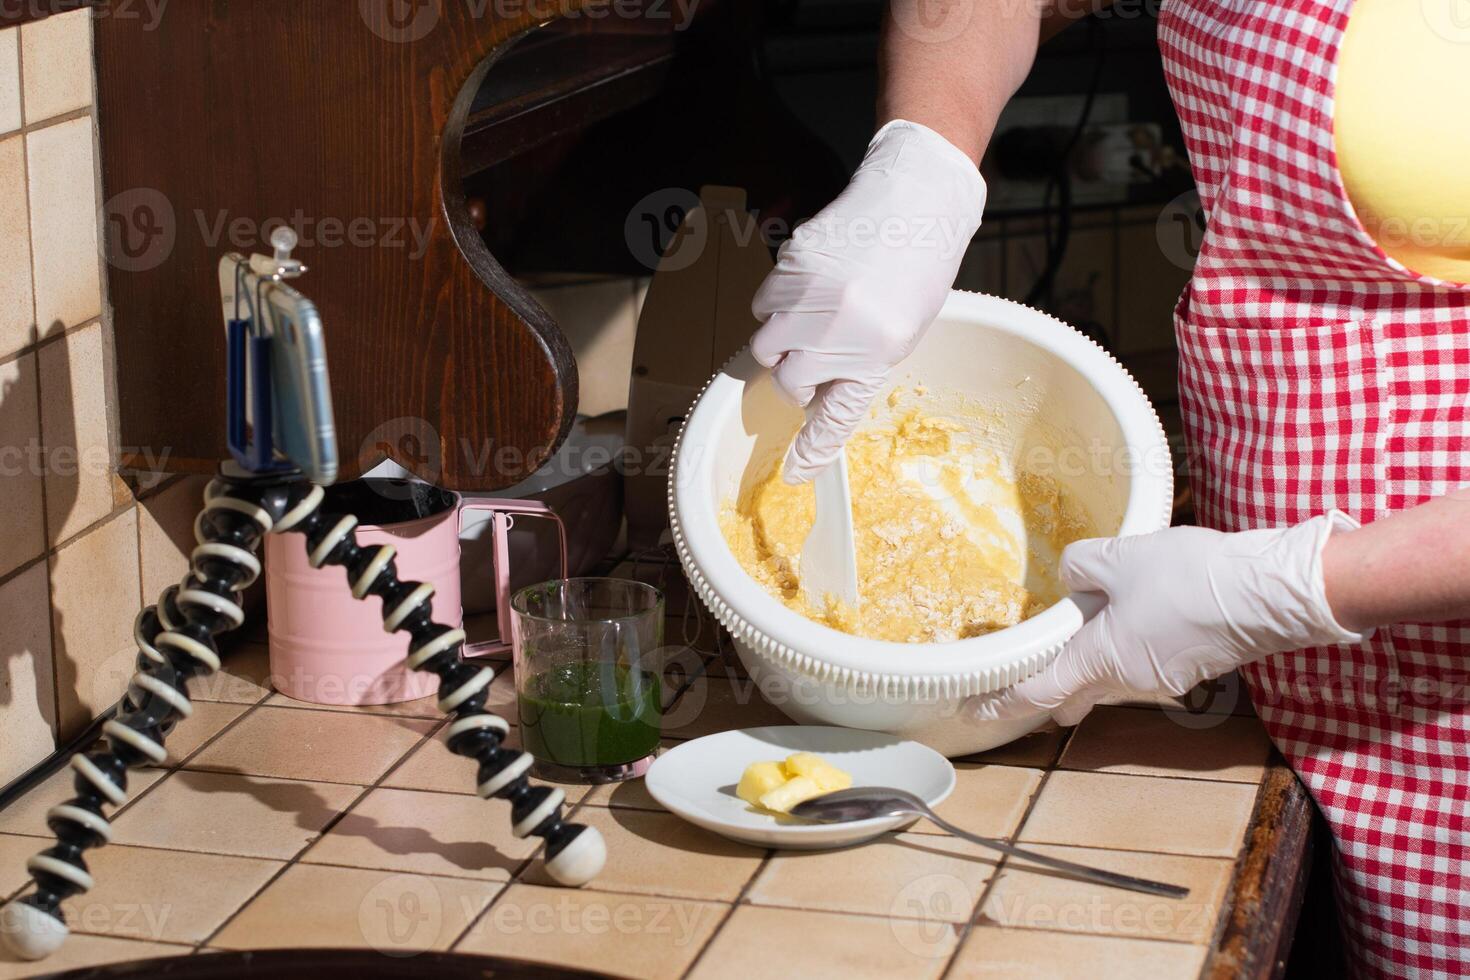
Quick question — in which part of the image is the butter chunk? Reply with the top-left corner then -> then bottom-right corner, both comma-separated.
758,775 -> 824,814
736,761 -> 787,806
781,752 -> 853,793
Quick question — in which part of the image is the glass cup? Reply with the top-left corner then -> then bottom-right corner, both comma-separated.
510,577 -> 665,783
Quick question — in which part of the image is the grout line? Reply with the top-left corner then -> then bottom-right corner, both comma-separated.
333,778 -> 520,802
676,845 -> 775,977
1,829 -> 54,844
155,696 -> 271,773
938,727 -> 1074,978
0,315 -> 103,370
1045,766 -> 1266,788
46,496 -> 135,554
0,550 -> 47,592
10,835 -> 286,864
12,33 -> 61,745
443,773 -> 625,950
8,32 -> 105,771
174,710 -> 444,789
13,668 -> 273,836
126,470 -> 183,503
15,104 -> 92,138
255,695 -> 451,723
194,713 -> 448,949
97,696 -> 275,825
954,919 -> 1217,950
174,761 -> 436,792
1044,752 -> 1266,789
0,688 -> 271,901
696,896 -> 977,932
35,350 -> 60,743
278,854 -> 511,887
450,786 -> 744,955
446,824 -> 570,950
702,893 -> 1185,934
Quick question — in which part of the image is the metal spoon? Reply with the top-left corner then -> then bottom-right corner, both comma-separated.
790,787 -> 1190,899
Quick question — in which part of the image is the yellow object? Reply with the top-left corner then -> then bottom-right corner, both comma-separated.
720,407 -> 1092,643
738,754 -> 854,813
782,752 -> 854,793
759,776 -> 824,814
736,761 -> 788,806
1334,0 -> 1470,283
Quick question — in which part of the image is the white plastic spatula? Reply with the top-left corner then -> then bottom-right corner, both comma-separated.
800,448 -> 861,612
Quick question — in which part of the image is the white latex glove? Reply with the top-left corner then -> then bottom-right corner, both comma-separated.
968,512 -> 1372,727
751,119 -> 987,484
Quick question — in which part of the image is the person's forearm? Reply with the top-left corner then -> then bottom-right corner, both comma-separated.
878,0 -> 1049,164
1323,489 -> 1470,631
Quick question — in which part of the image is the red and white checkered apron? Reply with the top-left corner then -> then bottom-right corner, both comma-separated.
1159,0 -> 1470,974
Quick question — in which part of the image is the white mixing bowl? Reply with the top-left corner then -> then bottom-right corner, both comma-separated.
668,291 -> 1173,756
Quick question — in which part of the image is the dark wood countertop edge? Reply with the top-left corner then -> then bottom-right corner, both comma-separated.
41,947 -> 612,979
0,0 -> 101,28
1202,754 -> 1316,980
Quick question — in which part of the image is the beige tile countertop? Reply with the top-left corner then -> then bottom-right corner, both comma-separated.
0,557 -> 1306,980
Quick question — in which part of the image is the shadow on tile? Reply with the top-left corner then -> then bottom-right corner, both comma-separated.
324,808 -> 524,877
661,669 -> 792,740
521,806 -> 762,901
1059,706 -> 1270,783
599,802 -> 757,860
301,787 -> 539,881
891,833 -> 1002,867
106,768 -> 363,861
956,724 -> 1070,769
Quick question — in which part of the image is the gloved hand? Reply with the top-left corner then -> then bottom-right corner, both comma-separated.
968,512 -> 1372,727
751,119 -> 987,484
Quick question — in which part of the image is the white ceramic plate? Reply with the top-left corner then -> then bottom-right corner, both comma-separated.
644,726 -> 956,849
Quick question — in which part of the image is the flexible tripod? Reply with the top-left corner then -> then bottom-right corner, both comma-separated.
0,464 -> 606,960
0,236 -> 606,961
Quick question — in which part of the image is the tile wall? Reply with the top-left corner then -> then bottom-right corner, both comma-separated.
0,10 -> 202,785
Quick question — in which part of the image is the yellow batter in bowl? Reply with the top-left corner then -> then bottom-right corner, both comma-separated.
720,395 -> 1095,644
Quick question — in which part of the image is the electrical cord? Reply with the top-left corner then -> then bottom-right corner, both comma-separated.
1025,18 -> 1107,316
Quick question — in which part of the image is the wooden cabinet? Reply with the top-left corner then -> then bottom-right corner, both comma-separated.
95,0 -> 841,491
